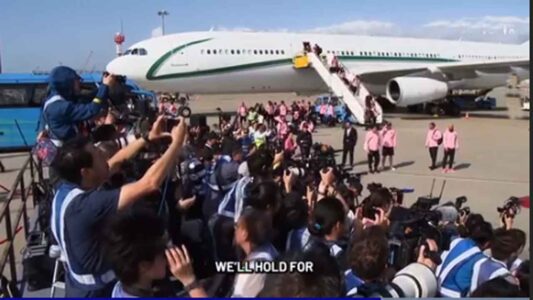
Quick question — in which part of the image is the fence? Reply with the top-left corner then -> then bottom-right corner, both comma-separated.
0,155 -> 42,281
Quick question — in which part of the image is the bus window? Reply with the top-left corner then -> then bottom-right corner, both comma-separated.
32,85 -> 48,106
0,86 -> 31,106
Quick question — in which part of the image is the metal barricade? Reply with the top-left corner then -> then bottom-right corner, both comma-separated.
0,155 -> 43,281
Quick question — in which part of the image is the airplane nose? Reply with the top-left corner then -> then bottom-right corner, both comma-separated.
105,58 -> 121,75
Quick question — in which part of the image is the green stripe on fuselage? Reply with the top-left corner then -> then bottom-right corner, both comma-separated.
338,55 -> 458,63
146,38 -> 459,80
146,38 -> 213,80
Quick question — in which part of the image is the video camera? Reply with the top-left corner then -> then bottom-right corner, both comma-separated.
454,196 -> 470,216
497,196 -> 522,218
387,179 -> 448,271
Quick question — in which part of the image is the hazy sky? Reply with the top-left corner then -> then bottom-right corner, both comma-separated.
0,0 -> 529,72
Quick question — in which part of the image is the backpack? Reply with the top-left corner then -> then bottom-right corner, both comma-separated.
33,96 -> 64,166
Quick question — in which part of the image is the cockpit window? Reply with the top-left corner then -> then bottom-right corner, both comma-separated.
124,48 -> 147,56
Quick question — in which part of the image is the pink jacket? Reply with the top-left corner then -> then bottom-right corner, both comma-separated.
381,128 -> 397,148
319,104 -> 327,115
277,122 -> 288,137
284,136 -> 297,153
425,129 -> 442,148
239,105 -> 247,116
326,105 -> 334,116
443,130 -> 459,149
364,131 -> 381,152
279,105 -> 287,116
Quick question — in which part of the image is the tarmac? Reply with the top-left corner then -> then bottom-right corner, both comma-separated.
0,87 -> 529,296
189,87 -> 530,259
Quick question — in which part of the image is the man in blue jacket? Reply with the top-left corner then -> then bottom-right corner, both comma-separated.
40,66 -> 116,146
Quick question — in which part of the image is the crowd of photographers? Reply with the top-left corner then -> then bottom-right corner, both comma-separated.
37,66 -> 529,298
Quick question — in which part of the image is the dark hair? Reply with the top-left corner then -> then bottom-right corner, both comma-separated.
361,188 -> 392,219
279,192 -> 309,231
52,137 -> 93,185
239,207 -> 273,248
491,228 -> 526,261
246,179 -> 281,212
470,276 -> 521,297
349,226 -> 389,281
337,184 -> 355,210
366,182 -> 383,194
96,140 -> 120,159
308,197 -> 345,237
508,228 -> 527,250
259,246 -> 343,297
102,207 -> 167,286
92,124 -> 119,143
247,149 -> 273,177
463,214 -> 493,248
515,260 -> 529,296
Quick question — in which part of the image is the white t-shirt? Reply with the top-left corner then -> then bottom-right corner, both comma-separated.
111,281 -> 138,298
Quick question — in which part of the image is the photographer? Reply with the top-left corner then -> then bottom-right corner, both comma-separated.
305,197 -> 348,269
469,228 -> 526,293
50,117 -> 187,297
204,145 -> 243,219
259,244 -> 344,297
436,213 -> 493,297
39,67 -> 115,146
346,226 -> 438,298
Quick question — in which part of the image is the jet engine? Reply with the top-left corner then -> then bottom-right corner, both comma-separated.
386,77 -> 448,106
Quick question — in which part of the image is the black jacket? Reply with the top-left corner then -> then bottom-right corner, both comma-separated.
343,127 -> 358,147
297,131 -> 313,149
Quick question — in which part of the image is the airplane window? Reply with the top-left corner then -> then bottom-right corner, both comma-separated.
200,49 -> 204,54
139,48 -> 147,55
124,49 -> 132,55
224,49 -> 228,54
248,49 -> 252,54
254,50 -> 258,55
268,50 -> 273,54
231,50 -> 235,54
213,49 -> 217,54
264,50 -> 268,54
237,50 -> 241,54
281,50 -> 285,55
259,50 -> 263,54
275,50 -> 279,55
207,50 -> 211,54
131,48 -> 139,55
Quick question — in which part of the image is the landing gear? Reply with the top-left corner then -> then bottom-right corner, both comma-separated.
408,100 -> 461,117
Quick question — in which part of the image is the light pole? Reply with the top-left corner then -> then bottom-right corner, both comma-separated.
157,10 -> 169,35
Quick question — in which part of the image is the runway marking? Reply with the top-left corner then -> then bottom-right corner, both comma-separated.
373,171 -> 529,185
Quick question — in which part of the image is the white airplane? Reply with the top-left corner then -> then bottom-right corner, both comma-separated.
106,31 -> 529,108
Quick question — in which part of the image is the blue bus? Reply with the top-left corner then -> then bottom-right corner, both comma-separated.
0,72 -> 156,152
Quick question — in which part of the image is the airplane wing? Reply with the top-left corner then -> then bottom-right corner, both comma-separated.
354,58 -> 530,85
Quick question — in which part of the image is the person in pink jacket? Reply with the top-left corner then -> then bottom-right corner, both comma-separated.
284,130 -> 298,158
381,122 -> 397,171
425,122 -> 443,170
442,124 -> 459,173
277,117 -> 288,139
364,125 -> 381,173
